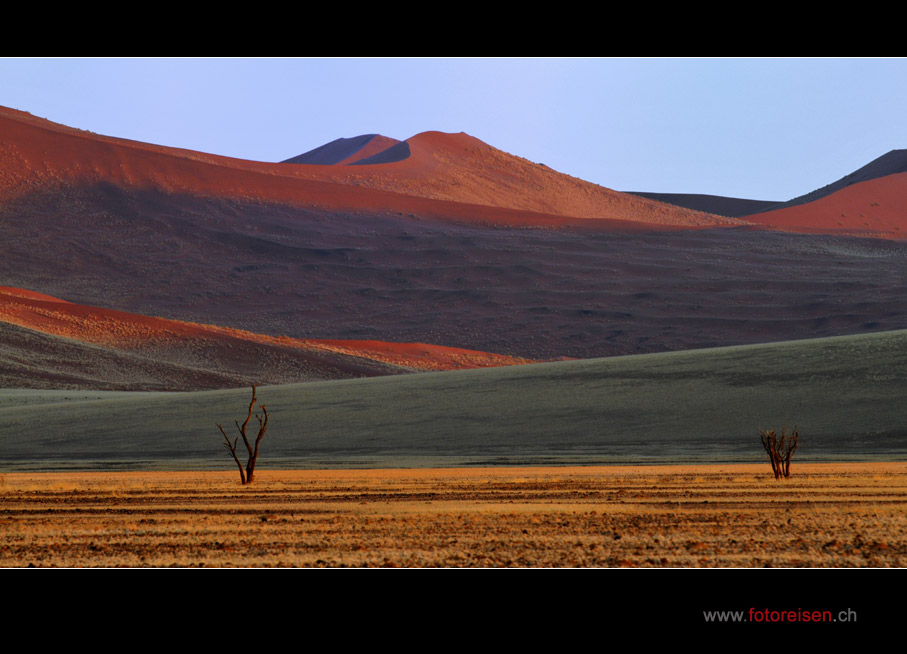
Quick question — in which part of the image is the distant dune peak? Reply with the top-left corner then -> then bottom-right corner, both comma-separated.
403,130 -> 498,156
281,130 -> 490,167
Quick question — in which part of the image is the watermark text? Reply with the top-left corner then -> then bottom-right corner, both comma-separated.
703,608 -> 857,623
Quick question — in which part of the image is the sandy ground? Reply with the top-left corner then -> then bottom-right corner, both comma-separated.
2,462 -> 906,568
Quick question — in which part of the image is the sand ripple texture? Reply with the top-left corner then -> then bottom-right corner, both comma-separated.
3,463 -> 907,568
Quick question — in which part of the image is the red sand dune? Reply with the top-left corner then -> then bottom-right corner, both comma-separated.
321,131 -> 751,227
0,286 -> 534,389
3,105 -> 906,239
0,106 -> 739,231
283,130 -> 746,227
743,173 -> 907,239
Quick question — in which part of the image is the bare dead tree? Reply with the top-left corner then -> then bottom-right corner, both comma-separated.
759,426 -> 799,480
216,385 -> 269,484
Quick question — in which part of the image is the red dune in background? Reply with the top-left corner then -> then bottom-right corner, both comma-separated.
0,106 -> 739,231
2,105 -> 905,238
743,173 -> 907,239
285,130 -> 745,228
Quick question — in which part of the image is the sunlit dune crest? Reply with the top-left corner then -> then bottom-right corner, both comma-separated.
0,286 -> 73,304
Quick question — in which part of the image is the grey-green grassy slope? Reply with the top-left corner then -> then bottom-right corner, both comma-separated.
1,329 -> 904,470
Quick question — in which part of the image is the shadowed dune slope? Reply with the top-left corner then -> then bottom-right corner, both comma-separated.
349,140 -> 411,165
628,192 -> 780,218
340,135 -> 403,164
0,286 -> 534,390
281,134 -> 402,165
1,329 -> 904,469
1,187 -> 904,361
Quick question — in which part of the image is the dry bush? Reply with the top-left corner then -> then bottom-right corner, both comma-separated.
760,426 -> 799,480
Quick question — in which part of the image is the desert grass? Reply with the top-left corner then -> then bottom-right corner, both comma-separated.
2,463 -> 907,568
3,329 -> 906,467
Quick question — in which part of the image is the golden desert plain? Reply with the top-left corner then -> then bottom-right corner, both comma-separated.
3,463 -> 907,568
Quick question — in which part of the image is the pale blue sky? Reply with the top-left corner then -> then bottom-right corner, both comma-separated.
1,57 -> 904,201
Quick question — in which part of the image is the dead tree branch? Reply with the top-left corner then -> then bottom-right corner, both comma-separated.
216,385 -> 269,485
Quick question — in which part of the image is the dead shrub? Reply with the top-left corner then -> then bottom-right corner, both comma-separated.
759,426 -> 799,480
